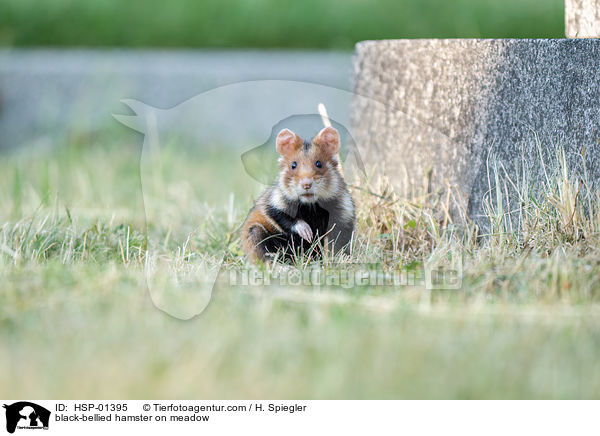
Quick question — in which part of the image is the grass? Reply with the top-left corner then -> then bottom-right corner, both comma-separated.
0,0 -> 563,49
1,133 -> 600,399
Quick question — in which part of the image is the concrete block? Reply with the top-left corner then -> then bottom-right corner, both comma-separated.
351,39 -> 600,226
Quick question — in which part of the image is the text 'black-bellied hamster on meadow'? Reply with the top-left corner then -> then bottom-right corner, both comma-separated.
242,126 -> 355,262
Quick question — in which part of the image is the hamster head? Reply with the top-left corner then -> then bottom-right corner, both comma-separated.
276,126 -> 343,204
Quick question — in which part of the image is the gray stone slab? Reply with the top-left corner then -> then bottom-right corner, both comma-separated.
566,0 -> 600,37
351,39 -> 600,227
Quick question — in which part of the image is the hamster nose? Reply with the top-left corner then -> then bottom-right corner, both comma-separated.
300,178 -> 313,190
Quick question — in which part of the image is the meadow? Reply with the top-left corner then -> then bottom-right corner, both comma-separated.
0,0 -> 563,49
1,129 -> 599,399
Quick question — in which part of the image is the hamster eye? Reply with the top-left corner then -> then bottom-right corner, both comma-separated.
315,160 -> 322,168
291,161 -> 297,170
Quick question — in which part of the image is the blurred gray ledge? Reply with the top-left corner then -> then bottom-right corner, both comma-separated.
0,49 -> 352,150
351,39 -> 600,225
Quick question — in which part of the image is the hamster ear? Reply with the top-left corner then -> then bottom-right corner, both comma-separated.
313,126 -> 340,155
276,129 -> 302,157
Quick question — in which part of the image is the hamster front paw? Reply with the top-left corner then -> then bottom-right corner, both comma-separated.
292,220 -> 313,242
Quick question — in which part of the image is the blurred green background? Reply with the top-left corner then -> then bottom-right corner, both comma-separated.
0,0 -> 563,49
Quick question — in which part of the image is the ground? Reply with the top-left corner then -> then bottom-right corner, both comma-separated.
1,133 -> 599,399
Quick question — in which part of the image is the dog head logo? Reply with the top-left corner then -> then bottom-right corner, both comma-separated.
3,402 -> 50,434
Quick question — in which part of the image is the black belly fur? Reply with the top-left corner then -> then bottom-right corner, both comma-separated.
265,202 -> 330,259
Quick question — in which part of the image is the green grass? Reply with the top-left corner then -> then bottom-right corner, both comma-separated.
0,0 -> 563,49
1,134 -> 600,399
